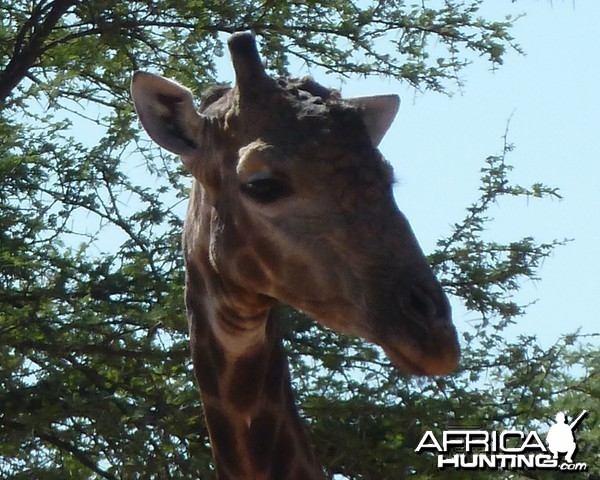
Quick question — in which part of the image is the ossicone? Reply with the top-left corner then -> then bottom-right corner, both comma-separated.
227,32 -> 271,98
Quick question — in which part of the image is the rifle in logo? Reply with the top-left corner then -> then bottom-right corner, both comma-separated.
545,410 -> 587,463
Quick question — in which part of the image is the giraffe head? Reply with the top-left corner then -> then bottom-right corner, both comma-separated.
131,32 -> 459,376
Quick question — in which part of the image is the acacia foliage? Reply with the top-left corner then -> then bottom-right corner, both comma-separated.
0,0 -> 597,478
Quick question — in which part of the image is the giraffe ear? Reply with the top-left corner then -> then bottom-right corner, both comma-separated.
131,71 -> 208,156
346,95 -> 400,147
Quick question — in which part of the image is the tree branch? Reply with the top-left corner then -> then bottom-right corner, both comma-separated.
36,430 -> 119,480
0,0 -> 76,105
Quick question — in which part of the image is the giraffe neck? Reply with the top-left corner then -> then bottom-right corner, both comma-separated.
185,261 -> 324,480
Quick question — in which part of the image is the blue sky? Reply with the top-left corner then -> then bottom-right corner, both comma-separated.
329,2 -> 600,347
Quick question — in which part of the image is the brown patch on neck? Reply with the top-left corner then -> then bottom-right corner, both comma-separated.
203,405 -> 243,477
227,345 -> 270,411
245,411 -> 279,472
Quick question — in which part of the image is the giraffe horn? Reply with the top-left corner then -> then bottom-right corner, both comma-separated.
228,32 -> 269,94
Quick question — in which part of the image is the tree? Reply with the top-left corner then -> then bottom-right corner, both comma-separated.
0,0 -> 597,478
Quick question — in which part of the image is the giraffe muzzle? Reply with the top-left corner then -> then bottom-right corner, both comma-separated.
406,284 -> 449,322
375,277 -> 460,376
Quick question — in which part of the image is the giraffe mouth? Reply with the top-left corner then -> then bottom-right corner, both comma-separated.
377,319 -> 460,377
366,276 -> 460,376
382,341 -> 459,376
382,345 -> 428,375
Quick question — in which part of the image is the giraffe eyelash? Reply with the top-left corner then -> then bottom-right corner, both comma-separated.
240,175 -> 292,204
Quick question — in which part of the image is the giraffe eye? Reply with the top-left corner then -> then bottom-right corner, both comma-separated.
240,174 -> 291,203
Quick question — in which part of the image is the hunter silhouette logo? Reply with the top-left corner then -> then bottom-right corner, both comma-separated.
546,410 -> 587,463
415,410 -> 589,472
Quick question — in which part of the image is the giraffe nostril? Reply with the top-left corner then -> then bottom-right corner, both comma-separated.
408,285 -> 438,319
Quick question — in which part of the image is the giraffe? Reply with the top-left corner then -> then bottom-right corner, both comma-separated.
131,32 -> 460,480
